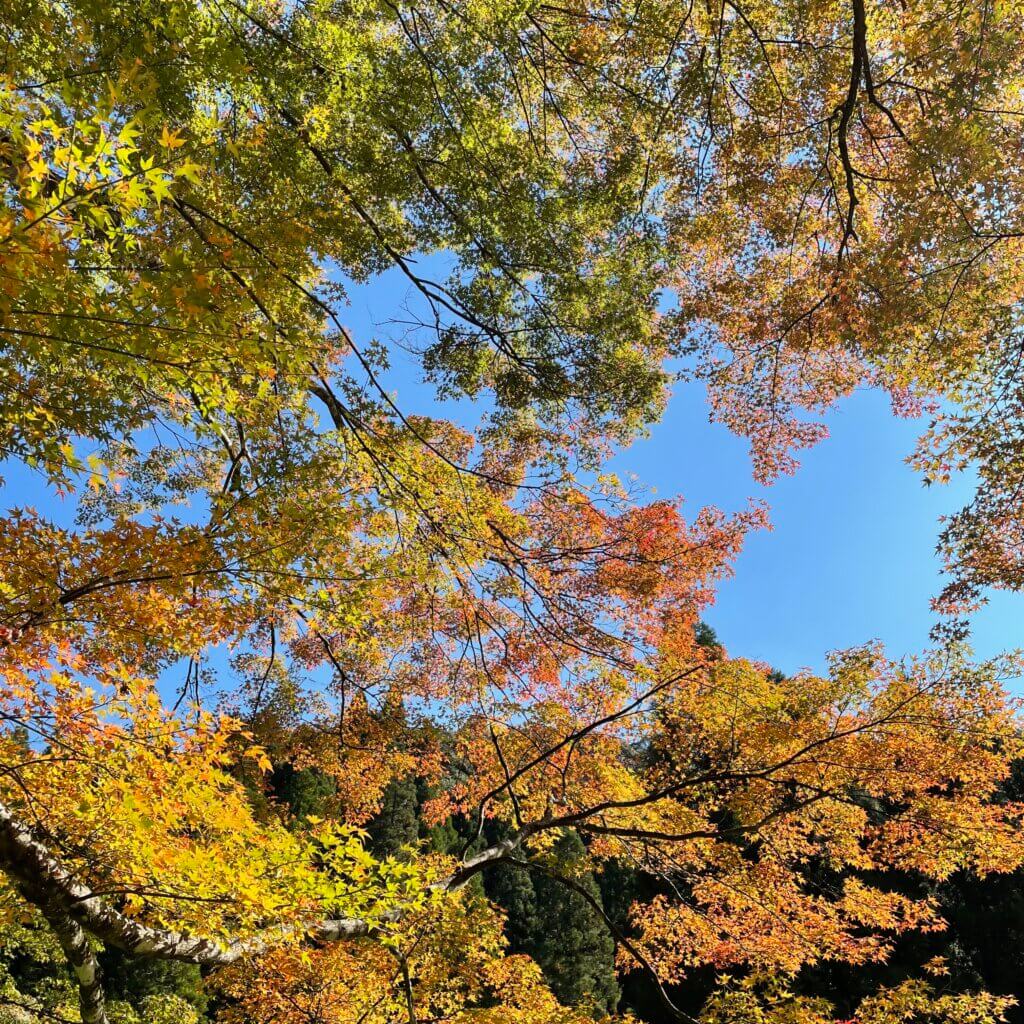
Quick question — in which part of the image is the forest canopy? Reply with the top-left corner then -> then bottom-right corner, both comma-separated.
2,1 -> 1024,1023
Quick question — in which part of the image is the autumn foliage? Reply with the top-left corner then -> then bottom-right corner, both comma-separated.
1,2 -> 1024,1023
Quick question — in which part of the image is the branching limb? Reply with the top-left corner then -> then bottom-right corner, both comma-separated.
834,0 -> 867,262
0,797 -> 526,964
39,910 -> 108,1024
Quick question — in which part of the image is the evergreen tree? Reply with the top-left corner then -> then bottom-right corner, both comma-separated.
932,759 -> 1024,1023
693,621 -> 723,657
268,763 -> 337,822
532,832 -> 620,1015
486,856 -> 541,956
366,776 -> 420,858
939,868 -> 1024,1023
98,949 -> 209,1017
484,828 -> 619,1017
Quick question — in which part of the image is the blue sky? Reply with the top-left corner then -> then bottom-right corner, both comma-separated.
614,381 -> 1023,677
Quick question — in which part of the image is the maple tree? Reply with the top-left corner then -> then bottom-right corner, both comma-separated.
1,2 -> 1024,1024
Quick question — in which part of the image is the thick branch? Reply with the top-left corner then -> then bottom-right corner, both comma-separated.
0,803 -> 110,1023
0,799 -> 375,964
39,909 -> 108,1024
0,799 -> 524,967
834,0 -> 867,261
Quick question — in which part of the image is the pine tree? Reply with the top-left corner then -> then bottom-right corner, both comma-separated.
269,763 -> 337,821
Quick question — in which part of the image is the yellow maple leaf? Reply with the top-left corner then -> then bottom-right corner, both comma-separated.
159,125 -> 185,149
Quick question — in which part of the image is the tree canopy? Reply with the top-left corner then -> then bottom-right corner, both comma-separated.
2,1 -> 1024,1023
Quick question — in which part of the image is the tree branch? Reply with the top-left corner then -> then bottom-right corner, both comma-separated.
0,798 -> 526,968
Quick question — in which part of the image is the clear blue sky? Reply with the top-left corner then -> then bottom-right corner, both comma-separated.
613,382 -> 1023,677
